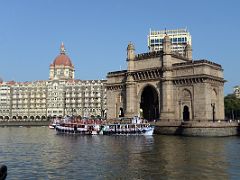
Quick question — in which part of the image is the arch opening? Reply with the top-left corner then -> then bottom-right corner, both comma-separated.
119,107 -> 124,117
183,105 -> 190,121
140,86 -> 159,121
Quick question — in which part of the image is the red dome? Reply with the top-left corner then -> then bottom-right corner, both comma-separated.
53,54 -> 73,67
51,43 -> 74,67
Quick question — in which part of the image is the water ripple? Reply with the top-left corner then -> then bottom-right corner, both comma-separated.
0,127 -> 240,179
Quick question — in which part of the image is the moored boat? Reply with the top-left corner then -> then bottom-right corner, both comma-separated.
48,118 -> 61,129
102,117 -> 154,135
55,117 -> 103,135
55,123 -> 102,135
102,123 -> 154,135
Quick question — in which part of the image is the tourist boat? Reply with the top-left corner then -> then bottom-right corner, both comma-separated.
55,117 -> 103,135
49,123 -> 57,129
55,123 -> 102,135
48,118 -> 60,129
102,117 -> 154,135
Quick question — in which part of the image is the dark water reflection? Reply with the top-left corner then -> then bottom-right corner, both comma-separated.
0,127 -> 240,179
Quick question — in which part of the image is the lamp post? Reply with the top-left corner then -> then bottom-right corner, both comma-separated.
211,103 -> 215,122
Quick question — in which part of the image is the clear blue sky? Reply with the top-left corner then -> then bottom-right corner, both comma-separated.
0,0 -> 239,95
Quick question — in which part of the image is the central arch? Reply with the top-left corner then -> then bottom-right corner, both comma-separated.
140,85 -> 159,121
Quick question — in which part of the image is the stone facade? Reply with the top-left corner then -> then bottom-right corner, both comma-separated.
106,34 -> 225,122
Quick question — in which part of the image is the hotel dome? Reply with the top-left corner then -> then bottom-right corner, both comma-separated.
51,43 -> 73,67
49,42 -> 75,80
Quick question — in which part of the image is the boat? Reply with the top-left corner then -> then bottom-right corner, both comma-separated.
102,117 -> 154,135
48,125 -> 55,129
55,122 -> 102,135
48,118 -> 60,129
55,117 -> 103,135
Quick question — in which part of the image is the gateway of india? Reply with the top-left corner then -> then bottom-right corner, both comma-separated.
0,28 -> 225,124
106,31 -> 225,122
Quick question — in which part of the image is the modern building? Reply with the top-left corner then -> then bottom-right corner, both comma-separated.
106,34 -> 225,122
148,28 -> 192,55
0,43 -> 107,121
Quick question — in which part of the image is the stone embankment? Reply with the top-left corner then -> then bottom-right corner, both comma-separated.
0,120 -> 50,127
152,120 -> 239,136
1,118 -> 239,137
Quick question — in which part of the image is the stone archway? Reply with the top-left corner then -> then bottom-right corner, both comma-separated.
140,85 -> 159,120
183,105 -> 190,121
180,89 -> 192,121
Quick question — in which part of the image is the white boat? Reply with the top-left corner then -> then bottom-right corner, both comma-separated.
55,122 -> 102,135
48,118 -> 60,129
102,117 -> 154,135
49,123 -> 57,129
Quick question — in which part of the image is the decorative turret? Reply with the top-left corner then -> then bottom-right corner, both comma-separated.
163,34 -> 171,54
127,42 -> 135,61
162,34 -> 172,68
127,42 -> 135,71
184,43 -> 192,60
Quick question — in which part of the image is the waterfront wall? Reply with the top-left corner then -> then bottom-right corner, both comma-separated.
1,118 -> 239,137
153,120 -> 239,136
0,120 -> 50,127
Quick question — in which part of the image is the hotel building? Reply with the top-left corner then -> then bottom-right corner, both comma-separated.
0,43 -> 107,121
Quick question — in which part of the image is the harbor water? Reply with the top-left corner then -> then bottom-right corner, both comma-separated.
0,127 -> 240,179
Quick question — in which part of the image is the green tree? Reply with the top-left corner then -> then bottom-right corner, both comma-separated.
224,94 -> 240,120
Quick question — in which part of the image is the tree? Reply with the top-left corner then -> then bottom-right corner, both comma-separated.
224,94 -> 240,120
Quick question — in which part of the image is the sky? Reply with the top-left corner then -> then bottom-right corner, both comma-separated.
0,0 -> 239,95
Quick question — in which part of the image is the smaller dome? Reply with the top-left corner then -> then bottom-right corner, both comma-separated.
127,42 -> 135,50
